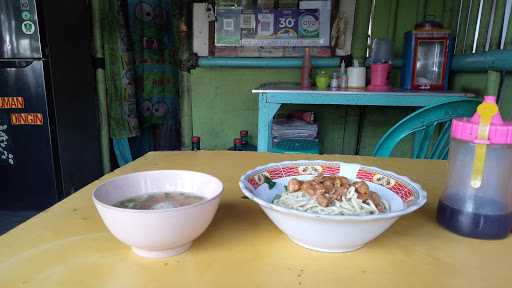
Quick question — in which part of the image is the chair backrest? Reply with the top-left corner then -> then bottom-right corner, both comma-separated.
373,99 -> 481,159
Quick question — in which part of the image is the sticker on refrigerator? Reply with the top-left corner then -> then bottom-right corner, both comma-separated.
21,11 -> 31,20
0,124 -> 14,165
0,97 -> 24,109
21,21 -> 35,35
20,0 -> 30,10
10,113 -> 43,125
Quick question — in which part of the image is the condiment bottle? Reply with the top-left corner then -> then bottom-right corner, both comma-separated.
240,130 -> 249,150
338,60 -> 348,89
191,136 -> 201,151
437,96 -> 512,239
300,47 -> 312,90
347,59 -> 366,88
233,138 -> 242,151
330,72 -> 339,90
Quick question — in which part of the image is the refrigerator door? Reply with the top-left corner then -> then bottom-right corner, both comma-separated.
0,60 -> 58,209
0,0 -> 42,59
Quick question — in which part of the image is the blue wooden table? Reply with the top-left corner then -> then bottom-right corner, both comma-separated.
253,85 -> 475,152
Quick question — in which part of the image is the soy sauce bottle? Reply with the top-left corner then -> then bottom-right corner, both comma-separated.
240,130 -> 249,150
191,136 -> 201,151
233,138 -> 242,151
436,96 -> 512,239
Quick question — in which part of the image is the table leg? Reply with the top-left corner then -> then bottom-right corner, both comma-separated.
257,93 -> 281,152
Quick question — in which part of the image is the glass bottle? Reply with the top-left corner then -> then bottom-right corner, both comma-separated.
191,136 -> 201,151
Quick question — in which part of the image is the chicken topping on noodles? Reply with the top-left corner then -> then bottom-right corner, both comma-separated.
272,173 -> 388,216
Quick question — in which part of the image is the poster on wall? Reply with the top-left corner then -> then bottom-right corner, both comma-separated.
274,9 -> 298,39
215,8 -> 242,46
241,10 -> 257,39
241,8 -> 321,46
256,9 -> 275,39
209,0 -> 357,56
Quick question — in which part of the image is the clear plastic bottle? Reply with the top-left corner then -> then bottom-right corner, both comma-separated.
437,96 -> 512,239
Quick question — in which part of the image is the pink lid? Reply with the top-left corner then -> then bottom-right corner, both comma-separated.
451,96 -> 512,144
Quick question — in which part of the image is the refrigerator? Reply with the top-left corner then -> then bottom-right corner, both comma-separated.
0,0 -> 102,210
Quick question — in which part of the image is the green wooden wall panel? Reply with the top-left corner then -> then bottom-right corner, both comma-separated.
475,0 -> 493,52
464,0 -> 481,53
416,0 -> 426,20
443,0 -> 456,30
393,0 -> 420,55
190,68 -> 297,150
455,0 -> 470,54
357,107 -> 416,156
451,72 -> 487,95
504,7 -> 512,49
424,0 -> 444,21
371,1 -> 394,39
499,74 -> 512,120
490,0 -> 507,50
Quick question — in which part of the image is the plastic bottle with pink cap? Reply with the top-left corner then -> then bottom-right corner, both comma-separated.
437,96 -> 512,239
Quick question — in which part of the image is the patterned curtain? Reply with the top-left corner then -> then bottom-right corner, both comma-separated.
101,0 -> 180,161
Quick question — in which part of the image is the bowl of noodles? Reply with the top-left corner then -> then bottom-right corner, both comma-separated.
239,160 -> 427,252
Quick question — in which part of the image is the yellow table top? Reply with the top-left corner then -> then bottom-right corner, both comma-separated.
1,151 -> 511,288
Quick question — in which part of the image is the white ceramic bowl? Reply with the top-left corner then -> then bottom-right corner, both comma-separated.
239,160 -> 427,252
93,170 -> 223,258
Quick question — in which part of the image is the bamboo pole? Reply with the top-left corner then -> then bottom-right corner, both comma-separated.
91,0 -> 111,173
486,70 -> 502,96
351,0 -> 373,61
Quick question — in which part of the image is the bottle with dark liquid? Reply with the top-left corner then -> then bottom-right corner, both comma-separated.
233,138 -> 242,151
436,96 -> 512,239
228,130 -> 256,151
191,136 -> 200,151
240,130 -> 248,150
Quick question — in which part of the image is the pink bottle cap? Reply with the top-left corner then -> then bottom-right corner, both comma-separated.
451,96 -> 512,144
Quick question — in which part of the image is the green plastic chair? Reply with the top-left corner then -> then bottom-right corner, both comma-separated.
373,99 -> 481,159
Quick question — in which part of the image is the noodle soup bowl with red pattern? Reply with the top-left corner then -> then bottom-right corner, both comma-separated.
239,160 -> 427,252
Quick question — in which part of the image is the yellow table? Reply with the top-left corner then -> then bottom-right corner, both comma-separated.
1,151 -> 510,288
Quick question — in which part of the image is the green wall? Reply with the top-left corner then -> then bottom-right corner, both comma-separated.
189,68 -> 297,150
184,0 -> 512,155
189,68 -> 362,154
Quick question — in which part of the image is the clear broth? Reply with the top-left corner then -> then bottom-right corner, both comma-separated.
114,191 -> 205,210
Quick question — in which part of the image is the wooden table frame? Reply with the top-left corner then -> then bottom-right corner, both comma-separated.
253,86 -> 475,152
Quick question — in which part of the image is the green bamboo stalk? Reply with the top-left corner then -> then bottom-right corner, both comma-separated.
351,0 -> 373,61
91,0 -> 111,173
179,71 -> 193,149
486,70 -> 502,96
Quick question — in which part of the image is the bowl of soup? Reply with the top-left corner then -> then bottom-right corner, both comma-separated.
93,170 -> 223,258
